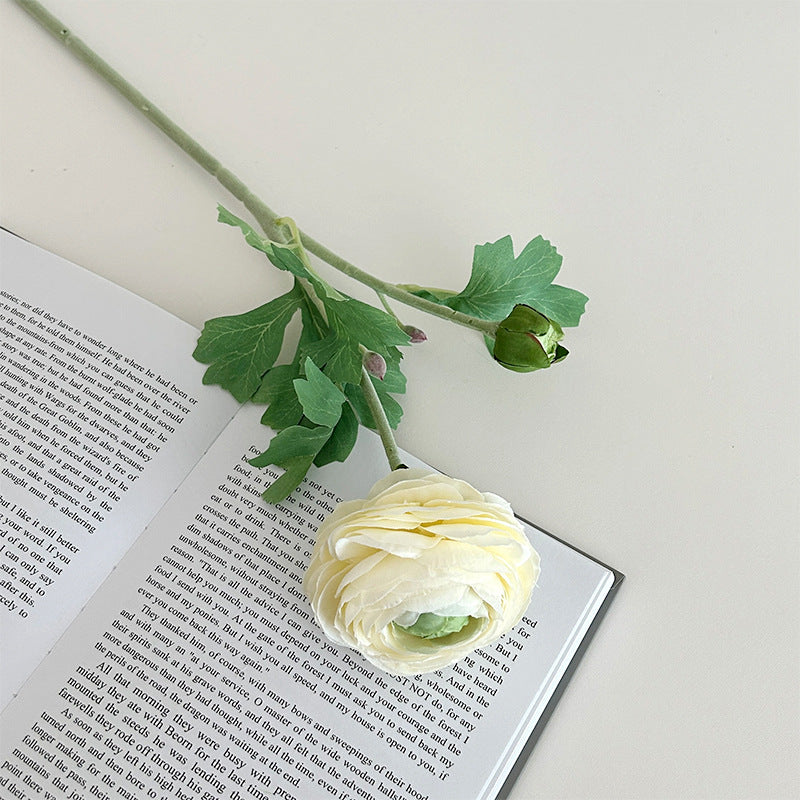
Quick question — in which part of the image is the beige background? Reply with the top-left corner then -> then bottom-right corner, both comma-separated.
1,2 -> 798,798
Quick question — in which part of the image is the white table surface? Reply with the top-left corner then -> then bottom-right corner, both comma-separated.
2,2 -> 798,799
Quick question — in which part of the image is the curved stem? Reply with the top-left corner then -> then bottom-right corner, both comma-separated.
13,0 -> 498,340
359,367 -> 404,471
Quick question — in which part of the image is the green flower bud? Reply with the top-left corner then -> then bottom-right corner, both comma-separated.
396,613 -> 471,640
492,304 -> 569,373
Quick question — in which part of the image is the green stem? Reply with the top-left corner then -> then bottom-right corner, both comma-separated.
292,240 -> 403,474
299,234 -> 497,336
13,0 -> 498,339
300,276 -> 401,473
11,0 -> 284,243
292,253 -> 402,474
359,367 -> 405,471
376,291 -> 398,319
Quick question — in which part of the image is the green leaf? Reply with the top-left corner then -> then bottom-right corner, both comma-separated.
405,239 -> 587,327
380,346 -> 407,394
300,294 -> 410,387
253,362 -> 296,404
261,457 -> 314,503
264,243 -> 314,280
253,363 -> 304,431
324,295 -> 410,355
217,205 -> 273,255
297,294 -> 326,348
250,424 -> 334,503
344,378 -> 404,431
249,424 -> 332,468
407,288 -> 443,303
398,285 -> 457,303
252,297 -> 329,433
293,358 -> 346,428
314,402 -> 359,467
344,384 -> 371,428
217,204 -> 313,280
193,283 -> 302,402
525,283 -> 589,328
301,332 -> 363,385
443,235 -> 563,321
308,275 -> 347,302
374,383 -> 404,429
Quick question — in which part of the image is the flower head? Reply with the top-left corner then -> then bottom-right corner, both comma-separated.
303,469 -> 539,675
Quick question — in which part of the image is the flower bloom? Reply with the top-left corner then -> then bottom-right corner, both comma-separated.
303,469 -> 539,675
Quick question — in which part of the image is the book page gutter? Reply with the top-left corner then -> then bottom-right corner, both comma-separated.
1,403 -> 612,800
0,230 -> 239,708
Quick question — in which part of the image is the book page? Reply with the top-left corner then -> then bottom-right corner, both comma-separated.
0,404 -> 613,800
0,230 -> 239,708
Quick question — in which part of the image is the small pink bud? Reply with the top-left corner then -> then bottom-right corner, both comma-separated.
403,325 -> 427,344
363,351 -> 387,380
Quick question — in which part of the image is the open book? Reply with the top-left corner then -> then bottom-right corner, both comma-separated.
0,228 -> 622,800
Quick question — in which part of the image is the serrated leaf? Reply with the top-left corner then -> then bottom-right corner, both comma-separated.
524,283 -> 589,328
302,332 -> 363,385
217,204 -> 313,280
443,235 -> 563,321
264,242 -> 314,280
324,295 -> 410,355
193,283 -> 302,402
344,378 -> 404,431
217,205 -> 273,255
374,383 -> 404,429
344,383 -> 371,429
250,424 -> 333,502
314,402 -> 359,467
293,358 -> 346,428
253,363 -> 304,431
297,295 -> 326,347
261,457 -> 314,503
249,424 -> 332,468
252,297 -> 328,433
380,346 -> 407,394
308,275 -> 346,302
252,363 -> 296,404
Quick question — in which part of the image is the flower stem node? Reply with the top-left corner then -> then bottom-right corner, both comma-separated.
492,304 -> 569,373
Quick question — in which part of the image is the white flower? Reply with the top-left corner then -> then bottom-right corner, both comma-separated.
303,469 -> 540,675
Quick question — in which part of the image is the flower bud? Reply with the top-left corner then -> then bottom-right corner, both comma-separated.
402,325 -> 427,344
363,351 -> 387,380
492,304 -> 568,373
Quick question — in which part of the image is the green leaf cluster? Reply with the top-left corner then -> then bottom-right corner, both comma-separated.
192,206 -> 410,501
407,235 -> 588,327
194,209 -> 589,504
